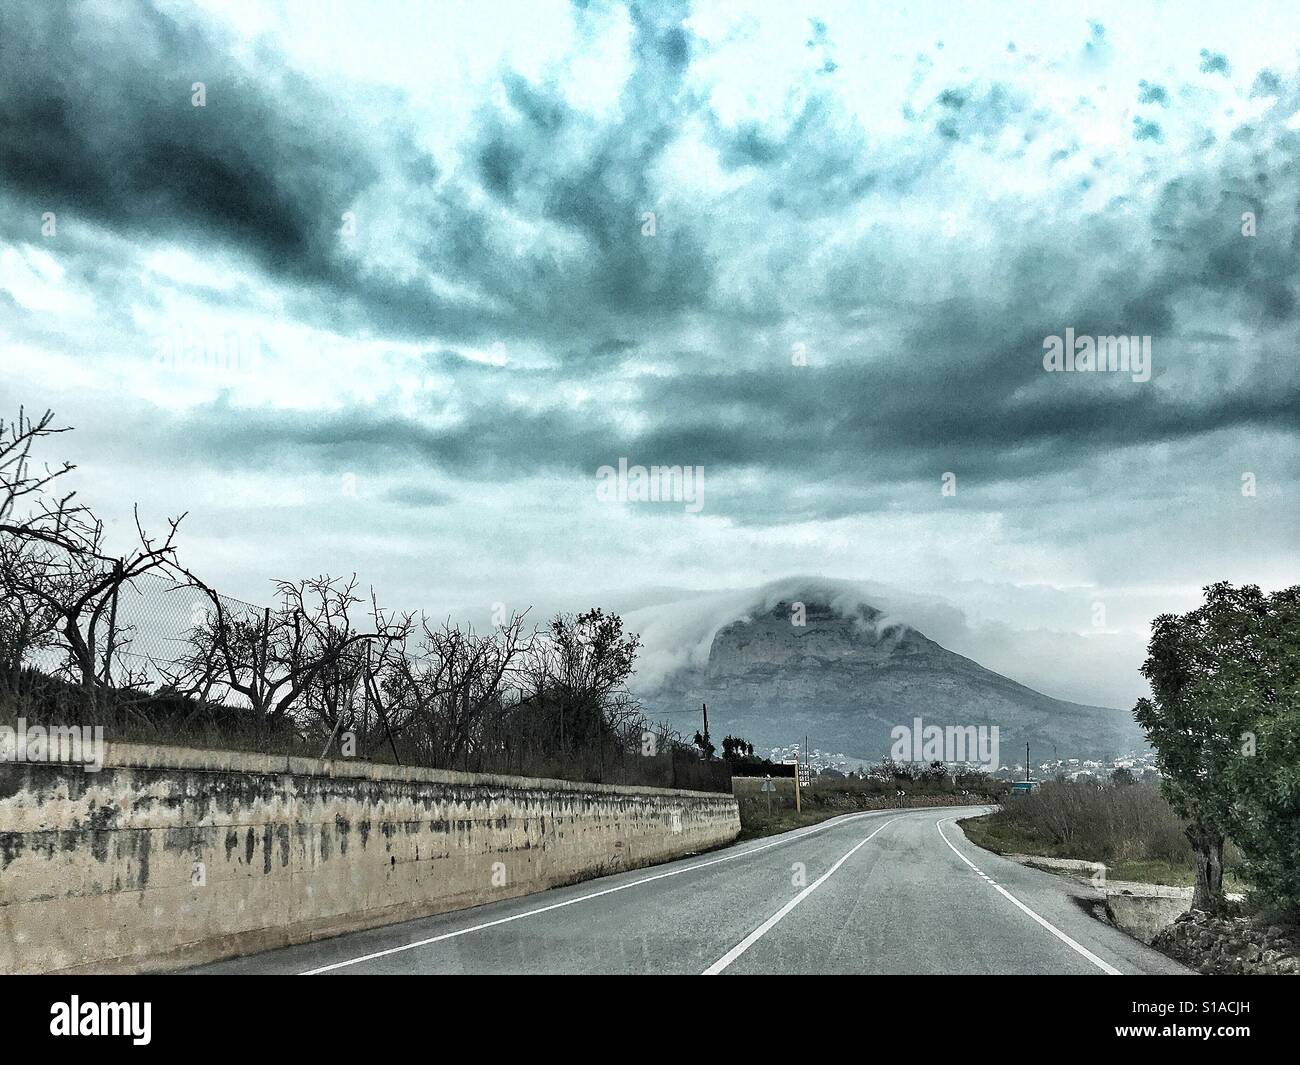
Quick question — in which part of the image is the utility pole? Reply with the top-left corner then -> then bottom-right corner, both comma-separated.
1025,742 -> 1031,782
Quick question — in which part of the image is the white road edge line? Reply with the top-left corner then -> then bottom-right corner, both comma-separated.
935,818 -> 1122,976
300,807 -> 929,974
702,816 -> 901,976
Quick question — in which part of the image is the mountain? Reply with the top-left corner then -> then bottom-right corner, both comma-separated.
634,591 -> 1147,766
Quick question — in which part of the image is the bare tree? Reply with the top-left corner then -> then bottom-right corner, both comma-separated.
422,612 -> 532,766
355,609 -> 535,769
504,608 -> 645,777
1,405 -> 187,708
3,405 -> 663,782
179,574 -> 412,738
362,627 -> 451,763
0,535 -> 59,695
0,407 -> 94,554
2,509 -> 185,705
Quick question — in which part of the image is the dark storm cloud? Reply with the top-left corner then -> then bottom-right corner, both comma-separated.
1133,117 -> 1163,141
710,96 -> 881,217
455,0 -> 715,342
0,0 -> 373,279
1250,70 -> 1282,97
1138,81 -> 1170,106
5,0 -> 1300,530
383,484 -> 453,509
0,1 -> 502,343
927,83 -> 1026,142
58,40 -> 1300,518
0,0 -> 713,347
105,326 -> 1299,503
1199,50 -> 1232,76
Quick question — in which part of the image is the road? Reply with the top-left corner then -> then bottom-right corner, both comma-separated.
190,805 -> 1191,975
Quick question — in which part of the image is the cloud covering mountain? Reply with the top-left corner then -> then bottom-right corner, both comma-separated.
626,578 -> 1147,762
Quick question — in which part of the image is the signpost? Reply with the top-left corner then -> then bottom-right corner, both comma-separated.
785,759 -> 801,813
760,775 -> 776,817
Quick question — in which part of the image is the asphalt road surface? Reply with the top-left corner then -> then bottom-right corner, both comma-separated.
190,805 -> 1192,975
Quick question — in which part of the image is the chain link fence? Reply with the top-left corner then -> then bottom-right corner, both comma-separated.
23,570 -> 266,702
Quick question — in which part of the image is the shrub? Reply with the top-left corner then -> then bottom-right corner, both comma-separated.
989,779 -> 1190,864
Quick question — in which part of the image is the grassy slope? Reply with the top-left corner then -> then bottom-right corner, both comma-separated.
959,810 -> 1246,891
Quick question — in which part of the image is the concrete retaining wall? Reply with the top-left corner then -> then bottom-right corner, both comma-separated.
0,744 -> 740,974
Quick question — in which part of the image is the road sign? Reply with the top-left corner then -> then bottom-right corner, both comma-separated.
760,778 -> 776,792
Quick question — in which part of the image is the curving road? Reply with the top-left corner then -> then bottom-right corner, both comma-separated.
190,805 -> 1191,975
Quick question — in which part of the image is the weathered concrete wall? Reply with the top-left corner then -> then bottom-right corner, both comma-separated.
0,744 -> 740,974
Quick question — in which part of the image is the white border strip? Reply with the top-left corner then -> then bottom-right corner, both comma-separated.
936,819 -> 1121,976
703,816 -> 900,975
301,809 -> 901,974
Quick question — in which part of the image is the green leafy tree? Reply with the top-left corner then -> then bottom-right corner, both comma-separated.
1221,587 -> 1300,917
528,607 -> 643,759
1135,582 -> 1298,912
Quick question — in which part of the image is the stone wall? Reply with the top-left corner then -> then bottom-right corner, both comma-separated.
1152,909 -> 1300,975
0,744 -> 740,974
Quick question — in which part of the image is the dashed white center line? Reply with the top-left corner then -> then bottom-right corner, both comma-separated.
936,818 -> 1121,976
300,808 -> 901,974
702,816 -> 901,975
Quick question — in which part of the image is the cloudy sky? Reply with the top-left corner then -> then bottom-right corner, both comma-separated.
2,0 -> 1297,708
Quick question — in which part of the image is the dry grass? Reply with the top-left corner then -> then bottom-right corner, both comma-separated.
960,779 -> 1246,889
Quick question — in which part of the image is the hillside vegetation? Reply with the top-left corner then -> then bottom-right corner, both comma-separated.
961,778 -> 1243,888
